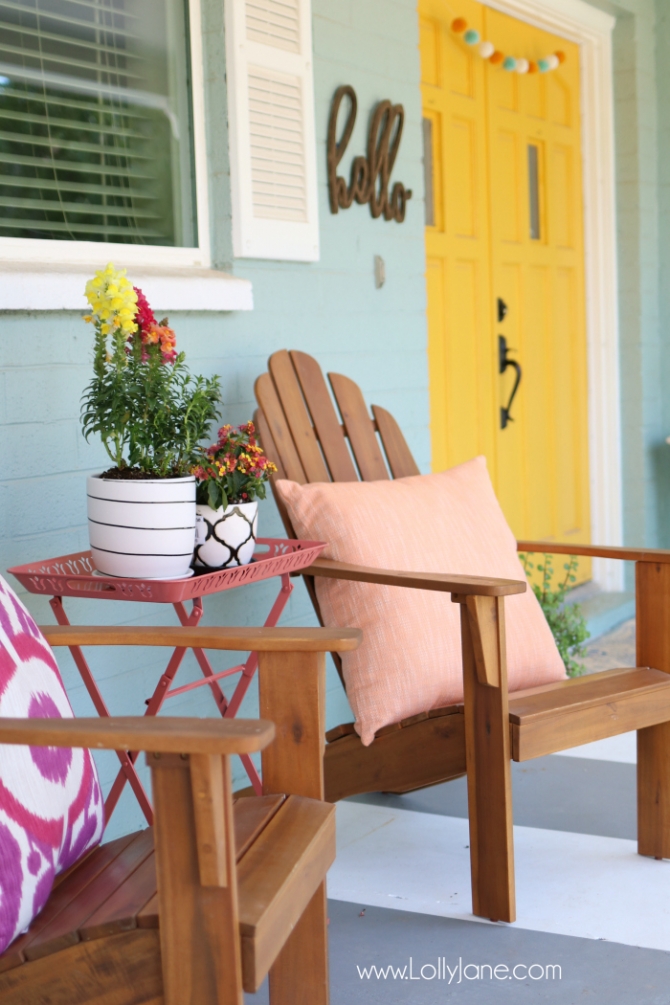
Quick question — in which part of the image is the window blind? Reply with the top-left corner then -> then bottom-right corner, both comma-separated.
0,0 -> 197,246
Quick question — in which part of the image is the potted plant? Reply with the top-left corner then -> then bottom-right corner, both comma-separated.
81,264 -> 221,579
192,422 -> 277,570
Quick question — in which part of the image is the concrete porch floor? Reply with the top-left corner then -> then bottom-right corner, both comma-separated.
248,617 -> 670,1003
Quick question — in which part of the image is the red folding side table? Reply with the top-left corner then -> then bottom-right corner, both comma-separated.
9,538 -> 325,826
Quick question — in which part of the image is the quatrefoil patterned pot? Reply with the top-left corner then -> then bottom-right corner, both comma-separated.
193,501 -> 258,571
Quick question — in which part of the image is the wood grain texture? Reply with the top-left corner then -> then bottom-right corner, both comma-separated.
259,650 -> 326,800
511,680 -> 670,761
0,716 -> 274,756
41,624 -> 362,653
324,712 -> 466,801
460,597 -> 515,922
466,594 -> 501,686
254,407 -> 297,541
79,854 -> 157,942
254,372 -> 307,483
307,557 -> 527,597
328,371 -> 390,481
371,404 -> 420,478
268,350 -> 331,483
136,796 -> 287,931
508,667 -> 670,723
25,830 -> 153,961
236,795 -> 335,995
290,350 -> 359,482
150,753 -> 243,1005
190,754 -> 229,887
4,833 -> 137,967
269,884 -> 329,1005
517,540 -> 670,563
0,929 -> 161,1005
636,561 -> 670,858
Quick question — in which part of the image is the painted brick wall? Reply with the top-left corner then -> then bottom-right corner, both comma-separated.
0,0 -> 428,840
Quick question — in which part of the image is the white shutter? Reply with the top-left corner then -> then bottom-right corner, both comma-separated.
225,0 -> 319,261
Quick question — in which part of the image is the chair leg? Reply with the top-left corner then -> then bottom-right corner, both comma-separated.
636,560 -> 670,858
268,882 -> 329,1005
638,724 -> 670,858
459,596 -> 516,923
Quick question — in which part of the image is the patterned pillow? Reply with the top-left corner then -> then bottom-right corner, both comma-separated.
275,456 -> 567,745
0,575 -> 104,954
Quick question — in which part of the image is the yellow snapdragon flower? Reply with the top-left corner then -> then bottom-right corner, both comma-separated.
84,263 -> 138,336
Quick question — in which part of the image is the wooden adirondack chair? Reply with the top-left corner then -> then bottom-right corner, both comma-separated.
254,349 -> 670,924
0,622 -> 360,1005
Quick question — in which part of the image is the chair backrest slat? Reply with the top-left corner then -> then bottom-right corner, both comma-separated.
328,373 -> 390,481
290,351 -> 359,482
372,405 -> 420,478
254,407 -> 296,538
254,372 -> 307,484
268,351 -> 331,483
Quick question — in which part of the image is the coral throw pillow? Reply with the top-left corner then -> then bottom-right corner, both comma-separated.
0,575 -> 104,954
275,456 -> 566,746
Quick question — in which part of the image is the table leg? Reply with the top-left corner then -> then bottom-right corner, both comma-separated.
49,597 -> 154,826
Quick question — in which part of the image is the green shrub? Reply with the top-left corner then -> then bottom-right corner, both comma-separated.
519,553 -> 590,677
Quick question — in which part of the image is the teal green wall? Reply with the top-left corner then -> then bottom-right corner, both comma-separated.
3,0 -> 670,838
0,0 -> 428,839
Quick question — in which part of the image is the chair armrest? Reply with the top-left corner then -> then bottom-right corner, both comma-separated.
304,558 -> 526,597
516,541 -> 670,564
40,625 -> 362,651
0,716 -> 274,755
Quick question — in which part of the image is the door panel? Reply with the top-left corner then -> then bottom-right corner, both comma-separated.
422,0 -> 496,478
420,0 -> 591,579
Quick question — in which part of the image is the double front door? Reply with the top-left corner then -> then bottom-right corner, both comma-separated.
420,0 -> 590,573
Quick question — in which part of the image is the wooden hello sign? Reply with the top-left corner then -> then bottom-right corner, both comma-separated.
327,85 -> 412,222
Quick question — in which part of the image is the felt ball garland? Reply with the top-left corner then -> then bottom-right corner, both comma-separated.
451,18 -> 566,73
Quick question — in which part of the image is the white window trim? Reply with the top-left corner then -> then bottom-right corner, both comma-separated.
0,0 -> 213,272
483,0 -> 622,592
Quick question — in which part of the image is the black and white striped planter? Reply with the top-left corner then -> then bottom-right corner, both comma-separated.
193,501 -> 258,571
87,474 -> 196,579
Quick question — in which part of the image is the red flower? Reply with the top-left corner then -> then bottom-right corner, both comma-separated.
133,286 -> 156,334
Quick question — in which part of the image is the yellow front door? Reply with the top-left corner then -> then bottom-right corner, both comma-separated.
420,0 -> 591,571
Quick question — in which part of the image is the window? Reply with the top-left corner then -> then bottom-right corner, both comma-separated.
0,0 -> 198,248
225,0 -> 319,262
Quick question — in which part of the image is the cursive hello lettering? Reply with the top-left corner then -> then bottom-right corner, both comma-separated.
327,85 -> 412,222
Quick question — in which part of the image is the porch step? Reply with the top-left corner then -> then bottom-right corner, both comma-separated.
564,581 -> 635,641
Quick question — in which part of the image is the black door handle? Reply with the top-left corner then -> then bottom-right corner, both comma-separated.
498,335 -> 522,430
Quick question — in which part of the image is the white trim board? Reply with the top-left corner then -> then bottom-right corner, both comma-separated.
483,0 -> 623,592
0,265 -> 253,312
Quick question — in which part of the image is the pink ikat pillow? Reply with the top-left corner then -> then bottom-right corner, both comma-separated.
0,575 -> 104,954
275,456 -> 567,745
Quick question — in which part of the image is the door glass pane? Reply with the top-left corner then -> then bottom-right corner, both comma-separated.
0,0 -> 198,246
528,143 -> 540,240
422,116 -> 435,226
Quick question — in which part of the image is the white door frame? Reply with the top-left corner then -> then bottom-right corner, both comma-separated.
482,0 -> 622,591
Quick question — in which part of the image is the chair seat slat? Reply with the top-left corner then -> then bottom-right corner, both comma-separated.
22,830 -> 155,962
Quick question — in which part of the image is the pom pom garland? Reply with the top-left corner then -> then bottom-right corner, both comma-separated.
450,18 -> 566,74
